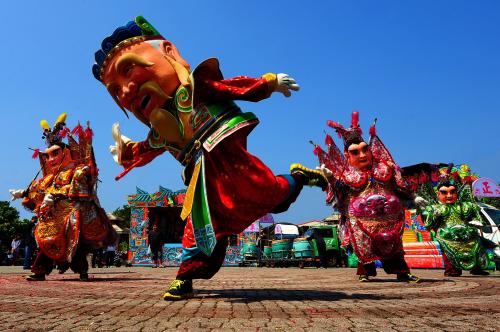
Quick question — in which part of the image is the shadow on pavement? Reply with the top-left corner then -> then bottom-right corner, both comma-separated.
196,288 -> 400,302
57,277 -> 157,282
87,271 -> 137,275
454,274 -> 500,278
366,278 -> 445,283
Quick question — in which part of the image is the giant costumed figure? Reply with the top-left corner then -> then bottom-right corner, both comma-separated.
311,112 -> 420,282
10,113 -> 117,281
92,16 -> 326,300
418,165 -> 491,277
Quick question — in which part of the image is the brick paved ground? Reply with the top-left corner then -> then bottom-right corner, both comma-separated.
0,266 -> 498,331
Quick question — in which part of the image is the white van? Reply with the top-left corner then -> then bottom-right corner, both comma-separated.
477,203 -> 500,270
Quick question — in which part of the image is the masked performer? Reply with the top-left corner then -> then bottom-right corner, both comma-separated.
309,112 -> 420,283
418,165 -> 491,277
92,16 -> 326,300
10,113 -> 117,281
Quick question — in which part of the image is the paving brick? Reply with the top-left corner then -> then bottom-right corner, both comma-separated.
0,266 -> 498,331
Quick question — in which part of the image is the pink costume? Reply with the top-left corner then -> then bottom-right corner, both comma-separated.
314,112 -> 413,277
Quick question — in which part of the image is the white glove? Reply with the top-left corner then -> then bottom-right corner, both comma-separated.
316,164 -> 333,179
414,196 -> 428,208
110,123 -> 131,165
42,193 -> 55,207
73,166 -> 90,180
468,220 -> 483,228
275,73 -> 300,97
9,189 -> 25,201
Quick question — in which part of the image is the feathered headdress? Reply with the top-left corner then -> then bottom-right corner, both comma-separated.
33,113 -> 94,161
326,111 -> 377,150
437,163 -> 477,188
40,112 -> 69,148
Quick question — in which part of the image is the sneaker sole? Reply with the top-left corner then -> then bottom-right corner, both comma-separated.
398,278 -> 421,283
290,163 -> 323,177
290,163 -> 327,187
162,292 -> 194,301
25,277 -> 45,281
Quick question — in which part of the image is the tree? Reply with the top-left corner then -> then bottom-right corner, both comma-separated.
0,201 -> 29,250
111,205 -> 131,229
480,197 -> 500,210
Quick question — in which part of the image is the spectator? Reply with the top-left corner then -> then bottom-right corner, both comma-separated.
10,234 -> 22,266
305,228 -> 328,269
23,216 -> 38,270
92,248 -> 104,268
105,244 -> 116,268
148,224 -> 163,268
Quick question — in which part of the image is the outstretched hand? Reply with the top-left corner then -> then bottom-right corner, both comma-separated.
414,196 -> 428,209
316,164 -> 333,179
110,123 -> 131,165
9,189 -> 25,201
275,73 -> 300,97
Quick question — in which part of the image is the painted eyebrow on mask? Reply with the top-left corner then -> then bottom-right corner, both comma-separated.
105,82 -> 128,117
115,53 -> 155,75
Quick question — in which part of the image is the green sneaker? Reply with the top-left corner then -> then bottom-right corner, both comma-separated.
397,273 -> 421,283
358,275 -> 370,282
25,274 -> 45,281
290,163 -> 328,190
163,279 -> 194,301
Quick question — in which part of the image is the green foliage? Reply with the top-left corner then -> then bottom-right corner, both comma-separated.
480,197 -> 500,210
0,201 -> 29,249
118,241 -> 129,252
112,205 -> 131,229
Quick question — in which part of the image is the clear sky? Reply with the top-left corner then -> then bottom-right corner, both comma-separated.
1,1 -> 499,222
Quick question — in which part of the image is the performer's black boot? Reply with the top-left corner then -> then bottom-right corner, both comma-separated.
470,269 -> 490,276
79,272 -> 90,281
163,279 -> 194,301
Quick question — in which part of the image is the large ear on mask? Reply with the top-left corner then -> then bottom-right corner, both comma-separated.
159,40 -> 190,69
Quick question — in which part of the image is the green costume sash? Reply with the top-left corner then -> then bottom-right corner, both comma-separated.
180,153 -> 216,256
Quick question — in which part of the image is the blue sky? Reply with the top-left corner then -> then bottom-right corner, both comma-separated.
1,1 -> 499,222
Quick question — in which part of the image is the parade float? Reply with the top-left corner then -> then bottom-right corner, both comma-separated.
127,186 -> 241,266
401,163 -> 498,270
126,165 -> 498,270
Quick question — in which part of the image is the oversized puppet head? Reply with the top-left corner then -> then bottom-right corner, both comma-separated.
327,112 -> 373,171
37,113 -> 73,175
93,16 -> 190,128
437,181 -> 458,204
33,113 -> 95,177
435,163 -> 477,205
